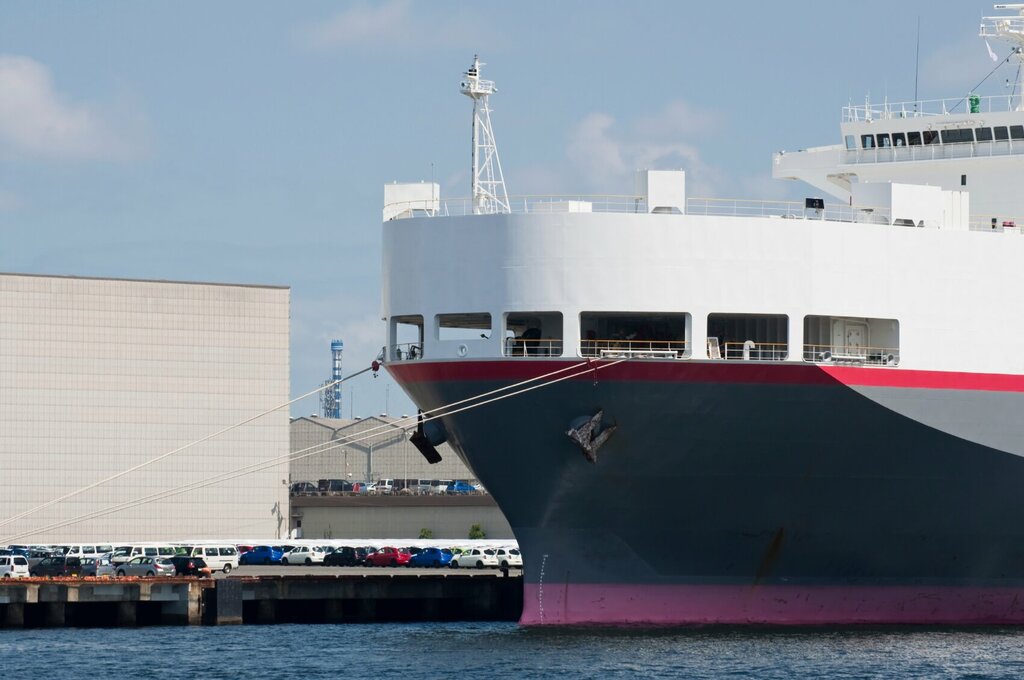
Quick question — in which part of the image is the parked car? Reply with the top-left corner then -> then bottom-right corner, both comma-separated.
169,556 -> 212,577
31,556 -> 83,577
79,557 -> 116,578
25,548 -> 57,568
408,547 -> 453,568
323,546 -> 369,567
290,481 -> 318,495
372,479 -> 395,495
450,548 -> 499,569
116,557 -> 176,578
446,481 -> 478,494
0,555 -> 30,579
282,546 -> 327,565
429,479 -> 454,495
495,548 -> 523,568
179,545 -> 239,573
239,545 -> 284,565
364,546 -> 412,567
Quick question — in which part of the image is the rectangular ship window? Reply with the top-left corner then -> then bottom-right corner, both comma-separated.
579,312 -> 689,359
390,314 -> 424,361
861,134 -> 876,149
941,128 -> 974,144
975,127 -> 994,142
504,312 -> 563,357
803,315 -> 899,366
923,130 -> 940,145
436,312 -> 491,340
994,126 -> 1010,141
845,135 -> 857,150
907,131 -> 922,146
1011,125 -> 1024,140
707,314 -> 788,361
892,133 -> 906,146
876,133 -> 891,147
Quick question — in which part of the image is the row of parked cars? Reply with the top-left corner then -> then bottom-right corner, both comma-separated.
237,544 -> 522,569
0,541 -> 523,578
290,478 -> 483,497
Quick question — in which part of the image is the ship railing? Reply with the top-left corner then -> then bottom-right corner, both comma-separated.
969,215 -> 1024,232
580,339 -> 689,359
390,343 -> 423,361
384,195 -> 649,218
686,198 -> 891,225
722,342 -> 788,361
503,337 -> 563,357
843,140 -> 1024,165
802,344 -> 900,366
843,93 -> 1023,122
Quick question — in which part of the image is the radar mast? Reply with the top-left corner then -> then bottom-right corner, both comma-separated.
460,56 -> 510,215
981,3 -> 1024,110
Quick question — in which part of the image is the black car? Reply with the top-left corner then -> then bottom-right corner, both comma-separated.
30,556 -> 82,577
324,547 -> 369,567
169,556 -> 211,576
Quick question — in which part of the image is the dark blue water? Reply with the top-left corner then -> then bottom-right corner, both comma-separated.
4,623 -> 1024,677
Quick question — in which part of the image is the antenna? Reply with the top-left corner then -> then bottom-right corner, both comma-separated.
914,16 -> 920,110
460,55 -> 510,215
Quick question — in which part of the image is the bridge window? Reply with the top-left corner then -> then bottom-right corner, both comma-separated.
1012,125 -> 1024,140
876,133 -> 891,148
436,313 -> 491,340
907,131 -> 922,146
579,312 -> 689,358
994,126 -> 1009,141
504,312 -> 563,357
892,133 -> 906,146
707,314 -> 788,361
861,134 -> 876,149
803,316 -> 899,366
941,128 -> 974,144
390,315 -> 424,361
845,135 -> 857,150
976,127 -> 994,142
923,130 -> 940,145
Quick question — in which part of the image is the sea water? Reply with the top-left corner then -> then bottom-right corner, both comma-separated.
4,623 -> 1024,677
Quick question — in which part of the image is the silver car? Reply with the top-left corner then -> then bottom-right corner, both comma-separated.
80,556 -> 116,577
115,556 -> 176,578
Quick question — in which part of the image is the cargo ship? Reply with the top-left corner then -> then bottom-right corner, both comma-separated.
381,9 -> 1024,625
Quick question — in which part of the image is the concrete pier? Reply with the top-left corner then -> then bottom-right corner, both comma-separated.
0,572 -> 522,627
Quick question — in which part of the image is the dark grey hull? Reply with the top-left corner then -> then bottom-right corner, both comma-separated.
390,359 -> 1024,624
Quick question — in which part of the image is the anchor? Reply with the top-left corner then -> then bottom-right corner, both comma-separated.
565,409 -> 616,464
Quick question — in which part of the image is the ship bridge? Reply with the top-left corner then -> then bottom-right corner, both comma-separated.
774,93 -> 1024,221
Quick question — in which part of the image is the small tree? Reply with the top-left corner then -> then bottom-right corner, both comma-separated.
468,523 -> 486,539
418,528 -> 434,539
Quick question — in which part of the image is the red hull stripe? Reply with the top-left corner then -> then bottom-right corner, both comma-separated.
386,360 -> 1024,393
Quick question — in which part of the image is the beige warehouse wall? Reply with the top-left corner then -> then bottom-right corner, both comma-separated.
0,274 -> 290,543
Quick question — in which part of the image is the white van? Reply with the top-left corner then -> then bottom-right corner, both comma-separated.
430,479 -> 453,495
0,555 -> 29,579
373,479 -> 395,495
60,544 -> 114,559
110,544 -> 177,565
181,545 -> 239,573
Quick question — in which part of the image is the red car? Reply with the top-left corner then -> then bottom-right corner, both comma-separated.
364,547 -> 411,567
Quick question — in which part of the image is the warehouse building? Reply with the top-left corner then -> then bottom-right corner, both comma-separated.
0,273 -> 290,543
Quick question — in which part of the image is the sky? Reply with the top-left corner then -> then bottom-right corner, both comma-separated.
0,0 -> 1011,417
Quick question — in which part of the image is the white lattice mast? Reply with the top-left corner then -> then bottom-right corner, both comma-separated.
460,55 -> 510,215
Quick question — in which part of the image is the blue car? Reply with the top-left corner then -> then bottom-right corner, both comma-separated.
408,547 -> 453,568
445,481 -> 477,494
239,545 -> 284,565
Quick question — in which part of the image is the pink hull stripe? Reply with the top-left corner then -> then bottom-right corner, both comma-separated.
388,360 -> 1024,393
521,583 -> 1024,625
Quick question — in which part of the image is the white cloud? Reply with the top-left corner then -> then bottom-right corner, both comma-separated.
295,0 -> 492,53
0,55 -> 145,161
564,100 -> 724,195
